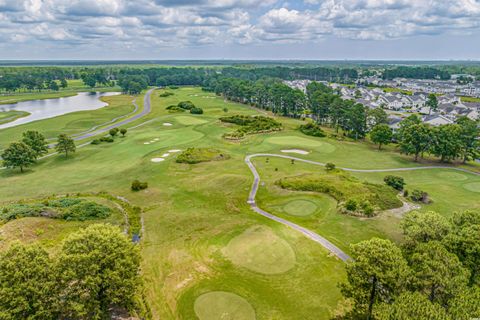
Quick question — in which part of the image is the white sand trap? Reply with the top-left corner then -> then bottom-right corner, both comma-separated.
162,153 -> 170,157
169,149 -> 182,153
153,138 -> 160,141
163,123 -> 173,126
144,142 -> 151,145
151,158 -> 165,163
281,149 -> 310,155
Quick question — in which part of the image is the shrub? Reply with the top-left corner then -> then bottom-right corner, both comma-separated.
159,92 -> 174,97
131,180 -> 148,191
91,139 -> 101,145
61,201 -> 111,220
403,189 -> 409,197
190,107 -> 204,114
166,105 -> 185,113
223,107 -> 228,113
177,101 -> 195,110
220,115 -> 282,139
361,200 -> 375,216
99,137 -> 114,143
410,189 -> 430,203
120,128 -> 127,137
109,128 -> 119,138
325,163 -> 336,171
299,122 -> 326,137
176,148 -> 230,164
384,175 -> 405,191
345,199 -> 357,211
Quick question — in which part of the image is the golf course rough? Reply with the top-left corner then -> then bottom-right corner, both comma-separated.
223,225 -> 296,275
463,182 -> 480,193
437,171 -> 468,181
266,136 -> 336,153
194,291 -> 256,320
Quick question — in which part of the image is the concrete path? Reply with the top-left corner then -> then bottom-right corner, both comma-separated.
244,153 -> 480,262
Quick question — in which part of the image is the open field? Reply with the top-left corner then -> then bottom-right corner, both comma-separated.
1,86 -> 479,319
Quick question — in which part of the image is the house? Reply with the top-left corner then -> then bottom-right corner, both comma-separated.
423,115 -> 454,126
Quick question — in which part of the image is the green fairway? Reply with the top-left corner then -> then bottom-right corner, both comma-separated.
223,225 -> 296,275
194,291 -> 256,320
0,110 -> 29,125
1,86 -> 479,319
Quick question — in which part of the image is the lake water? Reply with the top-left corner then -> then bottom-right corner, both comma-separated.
0,92 -> 121,130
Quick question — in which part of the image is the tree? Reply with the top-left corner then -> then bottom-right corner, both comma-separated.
374,292 -> 449,320
57,224 -> 141,319
60,78 -> 68,89
401,211 -> 451,249
370,124 -> 393,150
408,241 -> 469,304
82,74 -> 97,88
383,175 -> 405,191
448,287 -> 480,320
398,123 -> 431,161
345,103 -> 368,140
1,142 -> 36,172
22,130 -> 48,158
426,94 -> 438,115
456,116 -> 479,163
368,108 -> 389,128
55,134 -> 76,157
109,128 -> 119,138
430,124 -> 463,162
0,243 -> 59,319
341,238 -> 410,320
120,128 -> 127,137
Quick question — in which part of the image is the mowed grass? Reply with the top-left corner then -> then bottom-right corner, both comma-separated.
0,87 -> 479,319
194,291 -> 256,320
0,110 -> 29,125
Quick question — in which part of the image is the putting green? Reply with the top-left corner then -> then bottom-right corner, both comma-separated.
194,291 -> 255,320
223,225 -> 296,275
174,115 -> 208,125
266,136 -> 335,153
437,171 -> 468,181
463,182 -> 480,193
283,199 -> 318,216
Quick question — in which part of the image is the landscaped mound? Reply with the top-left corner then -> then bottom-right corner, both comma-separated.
276,171 -> 402,217
299,122 -> 326,137
166,101 -> 204,114
194,291 -> 256,320
222,225 -> 296,274
0,197 -> 111,222
220,115 -> 282,140
176,147 -> 230,164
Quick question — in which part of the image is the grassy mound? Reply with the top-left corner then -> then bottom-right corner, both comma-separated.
276,171 -> 402,216
194,291 -> 255,320
220,115 -> 282,140
299,122 -> 326,137
176,148 -> 230,164
437,172 -> 468,181
283,199 -> 318,216
0,197 -> 111,223
463,182 -> 480,193
222,225 -> 296,274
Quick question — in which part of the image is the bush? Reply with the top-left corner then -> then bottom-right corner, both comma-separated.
220,115 -> 282,139
109,128 -> 119,137
131,180 -> 148,191
325,163 -> 336,171
403,189 -> 409,197
159,92 -> 174,97
345,199 -> 357,211
361,200 -> 375,216
176,148 -> 230,164
177,101 -> 195,110
61,201 -> 111,220
299,122 -> 326,137
166,105 -> 185,113
100,137 -> 114,143
91,139 -> 101,145
190,107 -> 204,114
410,189 -> 430,203
384,175 -> 405,191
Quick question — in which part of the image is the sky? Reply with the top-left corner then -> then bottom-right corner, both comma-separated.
0,0 -> 480,60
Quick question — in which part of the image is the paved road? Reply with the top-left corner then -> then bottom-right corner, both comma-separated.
244,153 -> 480,262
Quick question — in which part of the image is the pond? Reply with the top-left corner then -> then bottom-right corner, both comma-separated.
0,92 -> 121,130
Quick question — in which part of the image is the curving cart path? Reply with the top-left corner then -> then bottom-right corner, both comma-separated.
245,153 -> 480,262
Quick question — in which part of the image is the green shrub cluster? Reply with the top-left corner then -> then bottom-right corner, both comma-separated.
166,100 -> 204,114
131,180 -> 148,191
91,136 -> 115,145
0,197 -> 111,222
176,147 -> 230,164
384,175 -> 406,191
299,122 -> 326,137
410,189 -> 430,203
276,171 -> 402,216
190,107 -> 204,114
159,91 -> 174,97
220,115 -> 282,140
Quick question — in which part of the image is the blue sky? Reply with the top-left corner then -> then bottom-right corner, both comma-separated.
0,0 -> 479,60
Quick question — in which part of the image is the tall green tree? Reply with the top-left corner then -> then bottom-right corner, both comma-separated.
374,292 -> 449,320
370,124 -> 393,150
1,142 -> 36,172
426,93 -> 438,115
448,287 -> 480,320
430,124 -> 463,162
398,123 -> 431,161
57,224 -> 141,319
22,130 -> 48,158
408,241 -> 469,305
55,134 -> 76,157
401,211 -> 451,250
367,108 -> 389,128
0,243 -> 59,319
456,116 -> 479,163
341,238 -> 410,320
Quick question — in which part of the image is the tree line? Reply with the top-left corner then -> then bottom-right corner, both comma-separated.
340,209 -> 479,319
382,66 -> 452,80
0,224 -> 148,319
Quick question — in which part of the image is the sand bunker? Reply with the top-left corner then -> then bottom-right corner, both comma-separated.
144,142 -> 151,145
161,153 -> 170,157
169,149 -> 181,153
151,158 -> 165,163
163,123 -> 173,126
281,149 -> 310,155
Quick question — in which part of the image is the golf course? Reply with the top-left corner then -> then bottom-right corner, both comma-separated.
1,86 -> 479,319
